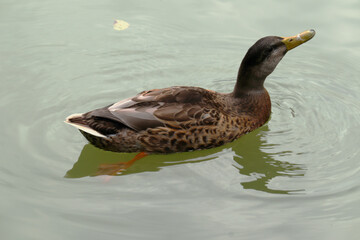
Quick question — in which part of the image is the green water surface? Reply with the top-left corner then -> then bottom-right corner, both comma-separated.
1,0 -> 359,239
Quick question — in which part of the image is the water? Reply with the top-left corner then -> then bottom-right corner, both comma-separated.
1,0 -> 359,239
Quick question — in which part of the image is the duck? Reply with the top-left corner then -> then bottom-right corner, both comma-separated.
65,30 -> 315,168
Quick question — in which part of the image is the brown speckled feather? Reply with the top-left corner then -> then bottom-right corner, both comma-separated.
67,86 -> 271,153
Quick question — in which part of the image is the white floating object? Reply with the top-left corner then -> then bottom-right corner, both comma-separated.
113,20 -> 129,31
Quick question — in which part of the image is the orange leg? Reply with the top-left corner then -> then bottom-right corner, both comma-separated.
96,152 -> 148,176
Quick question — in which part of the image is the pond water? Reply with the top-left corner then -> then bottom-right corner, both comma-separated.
1,0 -> 359,239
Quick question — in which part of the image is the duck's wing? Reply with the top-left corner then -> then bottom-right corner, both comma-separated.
85,86 -> 219,132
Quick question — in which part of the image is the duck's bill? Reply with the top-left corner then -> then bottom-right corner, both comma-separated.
282,29 -> 316,51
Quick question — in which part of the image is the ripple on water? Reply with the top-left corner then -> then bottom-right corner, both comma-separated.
266,55 -> 360,197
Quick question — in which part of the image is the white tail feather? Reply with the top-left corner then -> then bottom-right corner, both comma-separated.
65,113 -> 108,138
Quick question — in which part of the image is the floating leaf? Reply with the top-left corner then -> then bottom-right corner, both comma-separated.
113,20 -> 129,31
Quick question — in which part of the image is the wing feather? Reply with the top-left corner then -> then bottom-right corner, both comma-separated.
87,86 -> 219,132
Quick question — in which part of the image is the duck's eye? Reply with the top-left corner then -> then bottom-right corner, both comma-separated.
264,46 -> 274,55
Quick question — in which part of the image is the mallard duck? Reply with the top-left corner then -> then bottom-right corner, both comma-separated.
66,30 -> 315,156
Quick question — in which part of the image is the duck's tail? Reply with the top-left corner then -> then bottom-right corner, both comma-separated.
65,113 -> 108,138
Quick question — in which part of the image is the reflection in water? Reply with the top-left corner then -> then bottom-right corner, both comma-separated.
66,126 -> 305,194
232,127 -> 306,194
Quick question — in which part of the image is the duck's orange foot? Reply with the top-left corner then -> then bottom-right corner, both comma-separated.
95,162 -> 130,176
95,152 -> 148,176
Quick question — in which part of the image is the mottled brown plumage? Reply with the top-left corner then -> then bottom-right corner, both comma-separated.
66,30 -> 315,154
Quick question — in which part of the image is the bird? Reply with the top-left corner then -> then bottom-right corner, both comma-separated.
65,30 -> 315,175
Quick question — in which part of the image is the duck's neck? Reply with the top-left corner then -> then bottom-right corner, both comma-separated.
232,66 -> 266,98
230,68 -> 271,125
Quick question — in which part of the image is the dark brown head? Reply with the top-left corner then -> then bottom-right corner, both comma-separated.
233,30 -> 315,96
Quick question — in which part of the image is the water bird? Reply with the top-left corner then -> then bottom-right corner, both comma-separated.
65,30 -> 315,175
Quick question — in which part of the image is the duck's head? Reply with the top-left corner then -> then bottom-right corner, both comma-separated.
234,29 -> 315,96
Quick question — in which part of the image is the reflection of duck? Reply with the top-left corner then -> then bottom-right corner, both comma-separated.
65,125 -> 305,194
65,30 -> 315,154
